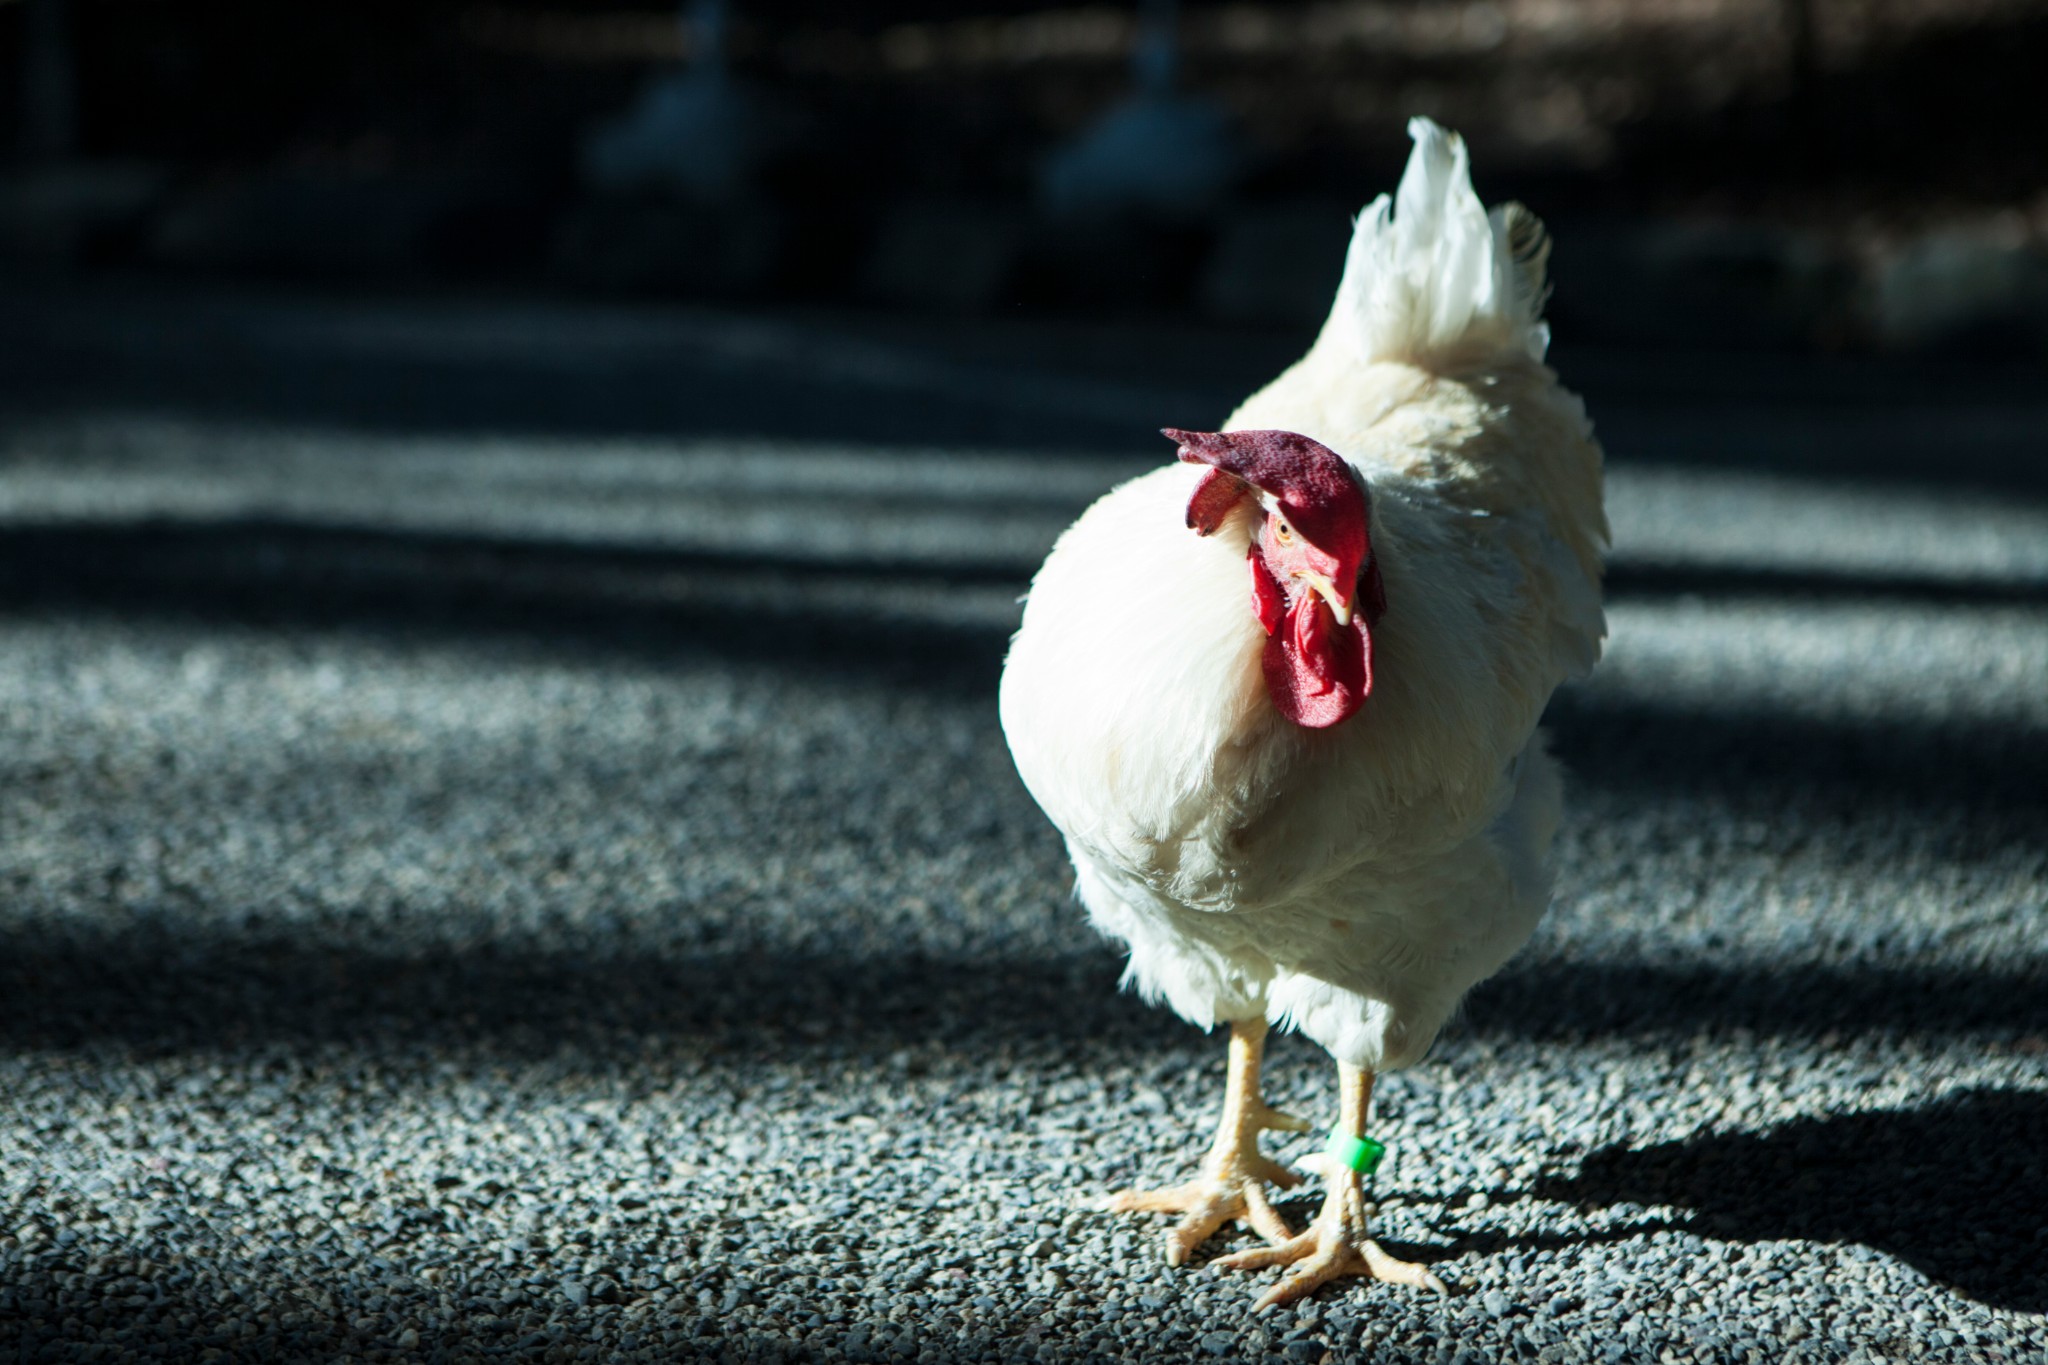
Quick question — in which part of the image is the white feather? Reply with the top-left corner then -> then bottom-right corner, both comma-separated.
1335,117 -> 1552,367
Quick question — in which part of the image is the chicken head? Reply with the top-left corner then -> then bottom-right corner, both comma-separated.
1169,428 -> 1386,730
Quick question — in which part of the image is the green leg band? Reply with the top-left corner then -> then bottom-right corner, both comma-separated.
1327,1126 -> 1386,1175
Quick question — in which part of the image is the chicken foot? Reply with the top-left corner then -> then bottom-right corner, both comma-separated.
1105,1017 -> 1309,1266
1214,1061 -> 1447,1310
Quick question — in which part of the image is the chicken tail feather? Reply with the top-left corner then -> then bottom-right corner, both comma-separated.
1331,117 -> 1552,368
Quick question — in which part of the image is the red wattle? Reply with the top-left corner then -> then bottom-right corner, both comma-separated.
1262,594 -> 1372,729
1247,550 -> 1285,636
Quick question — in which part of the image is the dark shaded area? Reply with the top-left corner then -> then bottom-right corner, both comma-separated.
5,2 -> 2048,354
0,517 -> 1016,695
1601,561 -> 2048,610
1544,688 -> 2048,839
0,1277 -> 1280,1365
1595,10 -> 2048,218
1587,401 -> 2048,500
5,512 -> 2037,640
0,513 -> 1034,600
1538,1090 -> 2048,1312
5,2 -> 2045,218
0,277 -> 1252,454
0,928 -> 1144,1059
2,923 -> 2040,1059
7,278 -> 2048,497
1474,958 -> 2048,1048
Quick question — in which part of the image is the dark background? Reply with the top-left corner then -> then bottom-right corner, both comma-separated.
6,0 -> 2048,350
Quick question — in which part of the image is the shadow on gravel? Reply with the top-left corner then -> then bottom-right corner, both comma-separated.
0,1262 -> 1114,1365
0,517 -> 1016,693
1539,1089 -> 2048,1312
1466,959 -> 2048,1043
1604,561 -> 2048,609
2,927 -> 2042,1058
0,930 -> 1153,1059
7,282 -> 2048,502
8,514 -> 2045,630
0,517 -> 1038,590
0,289 -> 1230,456
1543,689 -> 2048,840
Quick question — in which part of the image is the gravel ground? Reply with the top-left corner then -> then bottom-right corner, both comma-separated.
1,278 -> 2044,1364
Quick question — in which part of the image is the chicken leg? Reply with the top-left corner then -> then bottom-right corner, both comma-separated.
1213,1061 -> 1447,1309
1105,1017 -> 1308,1265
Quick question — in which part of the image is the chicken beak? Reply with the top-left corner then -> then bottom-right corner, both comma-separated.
1298,572 -> 1354,627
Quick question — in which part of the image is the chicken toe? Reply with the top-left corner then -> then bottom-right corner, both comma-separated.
1215,1201 -> 1444,1309
1107,1167 -> 1298,1266
1215,1061 -> 1448,1308
1104,1018 -> 1305,1264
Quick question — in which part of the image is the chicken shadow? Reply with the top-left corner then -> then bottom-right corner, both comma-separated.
1535,1087 -> 2048,1312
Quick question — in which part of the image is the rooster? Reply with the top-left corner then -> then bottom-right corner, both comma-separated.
999,118 -> 1606,1308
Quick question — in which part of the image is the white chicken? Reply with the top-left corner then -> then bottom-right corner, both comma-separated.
999,118 -> 1607,1308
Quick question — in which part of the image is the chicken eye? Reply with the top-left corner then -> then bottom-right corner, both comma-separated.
1274,521 -> 1295,546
